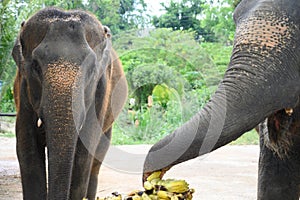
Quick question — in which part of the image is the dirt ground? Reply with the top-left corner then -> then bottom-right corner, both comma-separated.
0,137 -> 259,200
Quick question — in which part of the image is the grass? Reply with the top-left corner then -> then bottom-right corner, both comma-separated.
0,116 -> 16,123
230,129 -> 259,145
0,131 -> 15,138
0,117 -> 16,138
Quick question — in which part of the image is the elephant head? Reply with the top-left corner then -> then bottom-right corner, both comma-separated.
12,8 -> 127,199
143,0 -> 300,180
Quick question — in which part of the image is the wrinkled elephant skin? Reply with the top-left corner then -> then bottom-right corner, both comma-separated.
143,1 -> 300,199
12,8 -> 127,200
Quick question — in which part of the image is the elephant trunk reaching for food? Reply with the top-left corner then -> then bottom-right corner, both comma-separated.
143,0 -> 300,184
13,8 -> 127,200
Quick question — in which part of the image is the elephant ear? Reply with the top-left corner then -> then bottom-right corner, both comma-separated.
99,25 -> 113,72
12,21 -> 25,73
12,37 -> 23,69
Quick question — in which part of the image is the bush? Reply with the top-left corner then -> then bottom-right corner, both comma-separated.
115,28 -> 216,109
112,84 -> 212,145
0,86 -> 15,113
111,28 -> 224,144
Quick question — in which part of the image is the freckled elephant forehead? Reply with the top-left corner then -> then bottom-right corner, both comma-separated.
44,14 -> 81,23
44,60 -> 82,92
234,10 -> 297,52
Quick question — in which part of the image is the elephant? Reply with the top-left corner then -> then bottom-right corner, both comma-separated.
143,0 -> 300,199
12,7 -> 127,200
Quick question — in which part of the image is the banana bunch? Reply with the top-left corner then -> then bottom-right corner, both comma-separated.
132,170 -> 194,200
97,192 -> 122,200
94,171 -> 195,200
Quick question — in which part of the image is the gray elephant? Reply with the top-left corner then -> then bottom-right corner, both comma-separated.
12,8 -> 127,200
143,0 -> 300,199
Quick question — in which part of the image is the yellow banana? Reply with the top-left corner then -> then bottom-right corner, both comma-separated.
141,192 -> 152,200
148,194 -> 159,200
156,190 -> 171,200
149,178 -> 160,186
98,174 -> 195,199
163,180 -> 189,193
146,171 -> 162,181
143,181 -> 154,191
131,196 -> 142,200
170,196 -> 179,200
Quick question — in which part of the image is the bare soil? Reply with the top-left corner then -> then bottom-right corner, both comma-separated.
0,137 -> 259,200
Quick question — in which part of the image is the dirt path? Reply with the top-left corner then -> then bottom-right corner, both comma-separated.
0,137 -> 259,200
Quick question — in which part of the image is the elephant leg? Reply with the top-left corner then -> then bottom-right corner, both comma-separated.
86,128 -> 112,199
16,112 -> 47,200
257,124 -> 299,200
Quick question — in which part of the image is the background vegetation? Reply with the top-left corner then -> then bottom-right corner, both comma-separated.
0,0 -> 257,145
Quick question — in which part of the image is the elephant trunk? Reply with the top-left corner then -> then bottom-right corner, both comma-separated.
42,61 -> 83,199
45,107 -> 78,199
143,21 -> 300,176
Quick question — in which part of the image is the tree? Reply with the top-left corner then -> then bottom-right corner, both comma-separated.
87,0 -> 147,34
114,28 -> 216,108
152,0 -> 207,41
200,0 -> 236,43
152,0 -> 238,43
44,0 -> 85,9
0,0 -> 44,85
0,0 -> 45,112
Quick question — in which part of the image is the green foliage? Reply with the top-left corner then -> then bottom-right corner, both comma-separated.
129,64 -> 185,108
113,28 -> 230,144
152,0 -> 236,43
113,104 -> 167,144
200,42 -> 233,86
152,0 -> 207,41
115,28 -> 215,107
200,0 -> 236,43
87,0 -> 147,34
0,86 -> 15,112
44,0 -> 85,9
0,0 -> 45,112
152,84 -> 178,109
112,28 -> 235,144
0,132 -> 15,138
230,129 -> 259,145
113,96 -> 199,144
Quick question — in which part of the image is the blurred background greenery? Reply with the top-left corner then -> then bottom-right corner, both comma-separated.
0,0 -> 257,145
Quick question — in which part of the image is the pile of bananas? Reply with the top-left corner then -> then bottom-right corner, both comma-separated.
95,171 -> 195,200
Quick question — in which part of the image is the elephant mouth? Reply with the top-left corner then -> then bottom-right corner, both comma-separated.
262,102 -> 300,159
